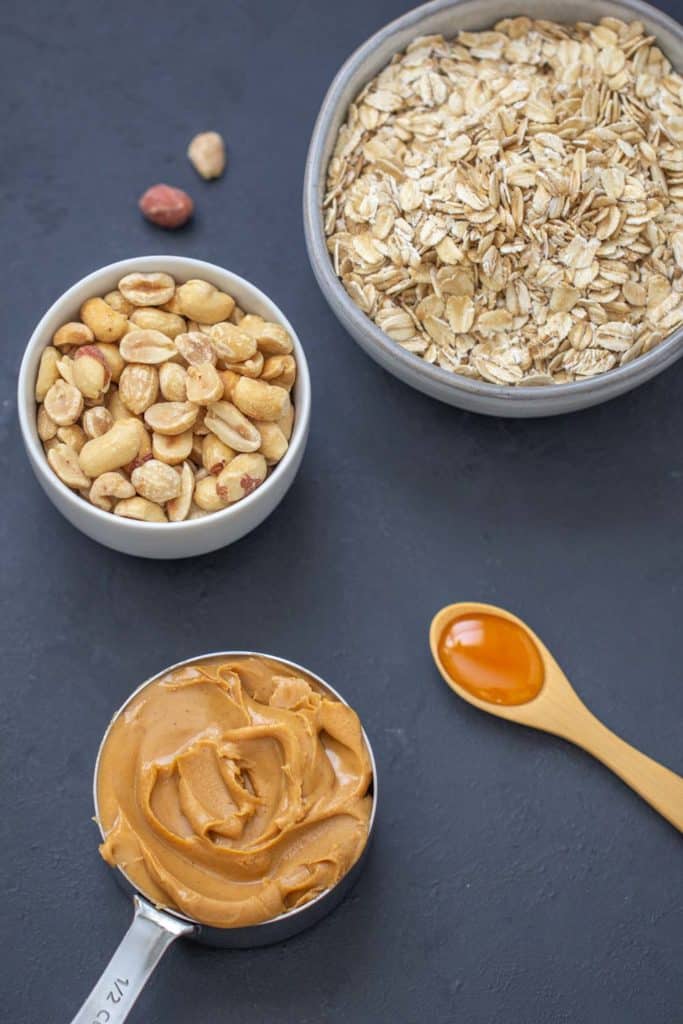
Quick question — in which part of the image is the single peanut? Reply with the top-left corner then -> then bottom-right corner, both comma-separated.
167,461 -> 195,522
119,364 -> 159,414
44,380 -> 84,426
175,331 -> 216,366
129,307 -> 186,338
80,297 -> 128,342
83,406 -> 114,439
131,459 -> 182,503
217,369 -> 240,400
56,355 -> 75,385
186,363 -> 224,405
35,347 -> 61,402
210,322 -> 257,363
187,131 -> 226,179
232,377 -> 290,422
138,184 -> 193,229
48,443 -> 92,489
114,496 -> 167,522
144,401 -> 199,436
53,322 -> 94,348
57,424 -> 87,453
159,362 -> 188,401
256,421 -> 288,465
176,279 -> 235,324
239,315 -> 293,355
220,352 -> 264,379
152,430 -> 193,465
107,388 -> 133,422
103,290 -> 134,315
193,474 -> 229,512
277,403 -> 295,441
118,272 -> 176,307
94,343 -> 125,383
261,354 -> 297,390
216,453 -> 267,502
204,401 -> 261,452
120,329 -> 177,364
79,419 -> 141,477
37,404 -> 58,441
202,433 -> 236,475
89,471 -> 136,511
73,346 -> 112,400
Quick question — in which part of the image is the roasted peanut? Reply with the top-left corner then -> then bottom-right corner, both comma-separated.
202,433 -> 236,475
230,305 -> 246,325
94,343 -> 125,383
56,355 -> 75,384
73,346 -> 111,400
83,406 -> 114,439
114,496 -> 167,522
167,462 -> 195,522
44,380 -> 84,426
159,362 -> 188,401
193,474 -> 229,512
48,443 -> 92,489
176,279 -> 235,324
175,331 -> 216,366
118,272 -> 176,307
119,329 -> 177,364
79,419 -> 141,477
209,323 -> 257,363
239,315 -> 293,355
127,418 -> 153,460
204,401 -> 261,452
144,401 -> 199,436
131,459 -> 181,503
138,184 -> 193,230
89,471 -> 136,511
106,387 -> 133,422
187,131 -> 226,179
232,377 -> 290,422
220,352 -> 264,378
186,363 -> 224,404
119,363 -> 159,414
256,421 -> 288,465
217,369 -> 240,400
57,424 -> 87,453
103,290 -> 134,316
35,347 -> 60,402
129,307 -> 186,338
216,453 -> 267,502
152,429 -> 193,465
37,405 -> 58,441
188,503 -> 209,519
261,354 -> 297,390
53,322 -> 94,348
80,297 -> 128,342
277,403 -> 294,441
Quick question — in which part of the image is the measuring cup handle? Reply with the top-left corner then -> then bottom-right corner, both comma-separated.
69,896 -> 194,1024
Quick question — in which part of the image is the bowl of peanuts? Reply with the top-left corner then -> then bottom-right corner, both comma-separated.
18,256 -> 310,558
304,0 -> 683,416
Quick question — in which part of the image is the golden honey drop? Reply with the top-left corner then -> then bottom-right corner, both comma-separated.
438,612 -> 544,706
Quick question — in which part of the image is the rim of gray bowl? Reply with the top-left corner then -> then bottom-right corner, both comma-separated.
17,255 -> 311,532
303,0 -> 683,416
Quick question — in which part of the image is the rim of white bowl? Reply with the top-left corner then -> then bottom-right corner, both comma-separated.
303,0 -> 683,411
17,256 -> 311,531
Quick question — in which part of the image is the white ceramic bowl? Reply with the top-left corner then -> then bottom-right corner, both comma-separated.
18,256 -> 311,559
304,0 -> 683,417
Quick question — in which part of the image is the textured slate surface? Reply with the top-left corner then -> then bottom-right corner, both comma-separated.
1,0 -> 681,1021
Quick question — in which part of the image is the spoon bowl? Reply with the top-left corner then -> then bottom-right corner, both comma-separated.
430,602 -> 683,832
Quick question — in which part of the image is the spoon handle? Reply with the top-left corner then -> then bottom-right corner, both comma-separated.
567,709 -> 683,832
70,896 -> 193,1024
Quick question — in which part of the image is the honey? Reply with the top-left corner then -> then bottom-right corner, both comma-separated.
438,612 -> 544,705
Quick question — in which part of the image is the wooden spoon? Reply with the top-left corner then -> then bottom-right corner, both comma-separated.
430,601 -> 683,833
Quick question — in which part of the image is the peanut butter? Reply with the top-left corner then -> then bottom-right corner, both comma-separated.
96,656 -> 373,928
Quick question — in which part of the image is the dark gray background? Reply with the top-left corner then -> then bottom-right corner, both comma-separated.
1,0 -> 681,1021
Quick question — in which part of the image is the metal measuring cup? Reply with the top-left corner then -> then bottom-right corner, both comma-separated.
70,652 -> 378,1024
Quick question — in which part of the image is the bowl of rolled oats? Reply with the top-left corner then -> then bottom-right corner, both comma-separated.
304,0 -> 683,415
18,256 -> 310,558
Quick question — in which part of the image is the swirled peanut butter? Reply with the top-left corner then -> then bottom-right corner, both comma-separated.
96,657 -> 373,928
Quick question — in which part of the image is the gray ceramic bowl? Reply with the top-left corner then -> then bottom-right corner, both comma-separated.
304,0 -> 683,417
